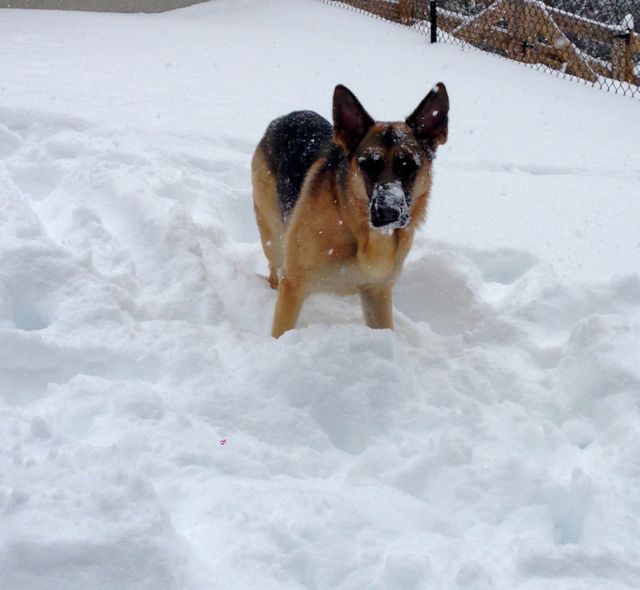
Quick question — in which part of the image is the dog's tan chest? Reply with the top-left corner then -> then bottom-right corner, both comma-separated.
356,230 -> 401,282
305,231 -> 404,294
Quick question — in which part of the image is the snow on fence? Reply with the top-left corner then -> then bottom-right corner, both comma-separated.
319,0 -> 640,98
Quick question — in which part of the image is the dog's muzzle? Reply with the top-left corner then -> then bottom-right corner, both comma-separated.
370,182 -> 410,229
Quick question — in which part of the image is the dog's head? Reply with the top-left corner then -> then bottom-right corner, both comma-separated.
332,83 -> 448,230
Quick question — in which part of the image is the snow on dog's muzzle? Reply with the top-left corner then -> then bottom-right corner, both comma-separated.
370,181 -> 410,229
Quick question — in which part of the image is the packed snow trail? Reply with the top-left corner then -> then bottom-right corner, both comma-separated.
1,1 -> 640,589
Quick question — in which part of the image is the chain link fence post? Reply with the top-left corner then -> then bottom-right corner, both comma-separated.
430,0 -> 438,43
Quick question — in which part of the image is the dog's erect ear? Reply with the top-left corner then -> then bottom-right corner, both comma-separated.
333,85 -> 375,156
406,82 -> 449,152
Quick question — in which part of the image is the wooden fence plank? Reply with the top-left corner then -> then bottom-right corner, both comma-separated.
399,0 -> 415,25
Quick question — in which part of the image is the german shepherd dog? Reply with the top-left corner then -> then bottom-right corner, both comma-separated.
252,83 -> 449,337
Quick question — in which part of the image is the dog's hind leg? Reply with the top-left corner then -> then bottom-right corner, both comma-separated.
254,203 -> 285,289
252,143 -> 285,289
360,285 -> 394,330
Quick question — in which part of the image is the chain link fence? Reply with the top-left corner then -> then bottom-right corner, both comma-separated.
319,0 -> 640,98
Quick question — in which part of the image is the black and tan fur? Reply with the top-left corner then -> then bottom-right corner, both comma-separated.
252,83 -> 449,337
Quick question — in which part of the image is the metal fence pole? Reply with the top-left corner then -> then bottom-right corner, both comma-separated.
430,0 -> 437,43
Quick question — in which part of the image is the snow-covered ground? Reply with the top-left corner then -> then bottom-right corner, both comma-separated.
1,0 -> 640,588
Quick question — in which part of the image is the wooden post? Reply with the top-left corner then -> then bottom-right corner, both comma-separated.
520,0 -> 539,63
612,33 -> 634,83
504,0 -> 542,64
632,32 -> 640,56
506,0 -> 525,60
399,0 -> 415,26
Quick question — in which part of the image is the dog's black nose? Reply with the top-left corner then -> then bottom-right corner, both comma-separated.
371,206 -> 401,227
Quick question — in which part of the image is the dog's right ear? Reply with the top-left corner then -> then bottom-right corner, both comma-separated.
333,85 -> 374,156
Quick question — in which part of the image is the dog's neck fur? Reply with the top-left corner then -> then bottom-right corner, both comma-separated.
356,229 -> 400,281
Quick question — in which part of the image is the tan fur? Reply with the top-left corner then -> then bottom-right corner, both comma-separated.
251,138 -> 285,290
252,136 -> 433,337
253,84 -> 448,337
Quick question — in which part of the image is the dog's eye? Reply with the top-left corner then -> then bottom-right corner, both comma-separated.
358,156 -> 384,180
395,156 -> 417,179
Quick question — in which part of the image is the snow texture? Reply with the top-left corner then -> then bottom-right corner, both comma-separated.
1,0 -> 639,589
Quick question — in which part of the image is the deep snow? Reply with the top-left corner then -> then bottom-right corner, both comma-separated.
1,1 -> 640,589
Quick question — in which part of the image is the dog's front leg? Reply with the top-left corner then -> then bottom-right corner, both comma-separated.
360,285 -> 394,330
272,277 -> 306,338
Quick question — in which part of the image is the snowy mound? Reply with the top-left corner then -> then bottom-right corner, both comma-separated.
1,1 -> 640,589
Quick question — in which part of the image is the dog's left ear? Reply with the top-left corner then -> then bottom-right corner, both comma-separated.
406,82 -> 449,152
333,85 -> 375,156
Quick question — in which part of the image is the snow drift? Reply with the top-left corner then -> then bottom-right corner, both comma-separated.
1,1 -> 639,589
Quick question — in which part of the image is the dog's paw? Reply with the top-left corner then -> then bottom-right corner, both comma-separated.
267,273 -> 279,290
